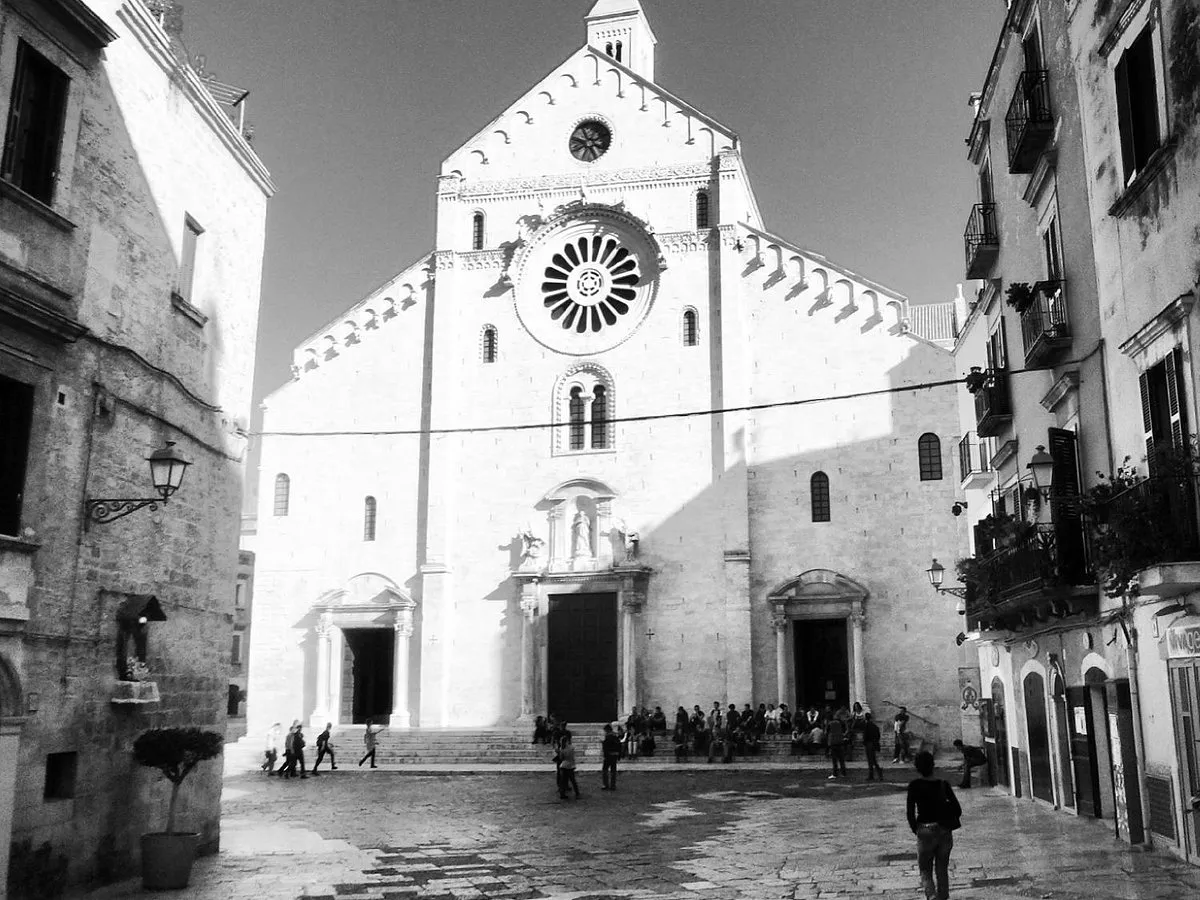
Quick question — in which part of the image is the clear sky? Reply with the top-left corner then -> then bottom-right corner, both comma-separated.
179,0 -> 1003,500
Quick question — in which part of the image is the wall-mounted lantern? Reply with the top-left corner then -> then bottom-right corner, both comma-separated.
85,441 -> 191,528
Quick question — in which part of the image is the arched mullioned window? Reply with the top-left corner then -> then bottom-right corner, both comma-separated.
569,387 -> 586,451
481,325 -> 498,363
615,40 -> 623,62
363,496 -> 377,542
696,191 -> 710,229
811,472 -> 830,522
682,308 -> 699,346
605,41 -> 614,57
471,212 -> 485,250
591,385 -> 608,449
918,432 -> 943,481
273,474 -> 290,517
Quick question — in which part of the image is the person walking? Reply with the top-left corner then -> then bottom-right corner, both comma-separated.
311,723 -> 338,774
906,751 -> 962,900
863,713 -> 885,780
279,722 -> 298,777
951,739 -> 988,788
261,722 -> 281,774
290,724 -> 309,777
557,731 -> 580,799
601,723 -> 622,790
892,706 -> 911,763
826,715 -> 848,779
359,717 -> 383,768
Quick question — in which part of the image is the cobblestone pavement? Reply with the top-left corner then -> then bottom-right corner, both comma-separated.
83,762 -> 1200,900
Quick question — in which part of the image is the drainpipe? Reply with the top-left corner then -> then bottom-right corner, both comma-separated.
1120,607 -> 1153,848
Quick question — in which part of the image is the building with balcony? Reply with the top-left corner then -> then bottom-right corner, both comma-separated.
949,0 -> 1120,842
0,0 -> 273,891
1066,0 -> 1200,866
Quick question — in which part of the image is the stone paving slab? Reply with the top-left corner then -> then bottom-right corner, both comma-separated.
75,770 -> 1200,900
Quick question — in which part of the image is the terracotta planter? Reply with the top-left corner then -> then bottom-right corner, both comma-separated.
140,832 -> 200,890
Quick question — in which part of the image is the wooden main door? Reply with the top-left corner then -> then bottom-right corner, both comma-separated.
547,593 -> 618,723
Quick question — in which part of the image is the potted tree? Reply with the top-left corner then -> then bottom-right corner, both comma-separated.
133,727 -> 223,889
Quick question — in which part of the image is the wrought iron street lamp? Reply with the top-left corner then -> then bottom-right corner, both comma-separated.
926,557 -> 968,613
1027,445 -> 1055,498
86,441 -> 191,528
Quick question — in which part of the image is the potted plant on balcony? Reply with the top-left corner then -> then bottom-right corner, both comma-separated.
1004,281 -> 1035,313
133,727 -> 223,889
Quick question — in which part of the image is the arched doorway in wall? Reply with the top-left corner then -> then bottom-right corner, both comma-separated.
989,677 -> 1010,788
1051,667 -> 1075,810
1024,670 -> 1055,803
1074,665 -> 1115,819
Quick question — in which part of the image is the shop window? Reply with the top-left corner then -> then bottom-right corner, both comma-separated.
1,41 -> 69,204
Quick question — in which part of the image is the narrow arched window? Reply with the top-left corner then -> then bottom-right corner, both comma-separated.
615,41 -> 623,63
811,472 -> 830,523
591,385 -> 608,449
918,433 -> 943,481
682,309 -> 699,346
363,496 -> 377,541
273,474 -> 290,517
482,326 -> 498,363
605,42 -> 614,57
569,387 -> 586,451
696,191 -> 710,229
471,212 -> 484,250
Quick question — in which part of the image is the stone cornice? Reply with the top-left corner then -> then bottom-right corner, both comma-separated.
1040,369 -> 1080,413
1119,292 -> 1195,360
117,0 -> 275,197
459,162 -> 713,198
0,259 -> 87,343
45,0 -> 118,47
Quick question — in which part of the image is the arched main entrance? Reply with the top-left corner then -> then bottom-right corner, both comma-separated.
1024,670 -> 1054,803
311,574 -> 418,727
768,569 -> 868,709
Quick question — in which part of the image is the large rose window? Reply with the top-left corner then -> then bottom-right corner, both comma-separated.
513,205 -> 661,356
542,235 -> 639,334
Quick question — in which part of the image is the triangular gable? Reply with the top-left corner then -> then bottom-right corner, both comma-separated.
441,45 -> 738,177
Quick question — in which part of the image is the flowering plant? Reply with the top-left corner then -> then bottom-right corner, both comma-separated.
124,656 -> 151,682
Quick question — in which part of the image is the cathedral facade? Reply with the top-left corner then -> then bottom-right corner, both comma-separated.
247,0 -> 966,741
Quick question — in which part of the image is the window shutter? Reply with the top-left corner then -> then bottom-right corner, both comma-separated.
1165,347 -> 1188,452
1140,370 -> 1156,474
999,317 -> 1009,367
1048,428 -> 1085,582
1,46 -> 29,181
1115,51 -> 1136,179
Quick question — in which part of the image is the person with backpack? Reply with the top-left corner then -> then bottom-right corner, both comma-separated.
951,739 -> 988,788
905,751 -> 962,900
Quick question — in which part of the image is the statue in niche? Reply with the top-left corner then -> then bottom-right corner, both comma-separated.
572,509 -> 592,558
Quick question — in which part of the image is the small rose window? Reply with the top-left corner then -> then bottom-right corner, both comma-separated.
542,235 -> 639,333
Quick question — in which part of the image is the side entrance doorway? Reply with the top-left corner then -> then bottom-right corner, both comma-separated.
547,592 -> 618,722
793,618 -> 849,710
340,628 -> 394,724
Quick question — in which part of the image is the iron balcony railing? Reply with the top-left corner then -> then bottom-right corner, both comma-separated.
965,521 -> 1092,626
973,368 -> 1012,438
964,203 -> 999,279
1095,474 -> 1200,571
1006,69 -> 1054,173
958,432 -> 996,486
1020,279 -> 1070,365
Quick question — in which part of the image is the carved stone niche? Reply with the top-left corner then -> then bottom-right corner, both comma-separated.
541,478 -> 618,572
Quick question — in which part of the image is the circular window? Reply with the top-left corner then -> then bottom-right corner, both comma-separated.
542,235 -> 639,333
569,120 -> 612,162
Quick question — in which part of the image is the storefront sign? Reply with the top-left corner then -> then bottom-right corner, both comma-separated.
1166,623 -> 1200,658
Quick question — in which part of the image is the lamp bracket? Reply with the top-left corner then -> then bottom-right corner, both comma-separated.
85,498 -> 164,529
935,586 -> 970,599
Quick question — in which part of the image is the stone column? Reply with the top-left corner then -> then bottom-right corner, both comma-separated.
517,581 -> 540,723
773,612 -> 789,705
621,593 -> 642,715
313,612 -> 334,726
390,602 -> 416,727
850,611 -> 867,706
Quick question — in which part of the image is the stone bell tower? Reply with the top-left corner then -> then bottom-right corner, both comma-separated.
585,0 -> 657,81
